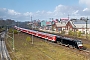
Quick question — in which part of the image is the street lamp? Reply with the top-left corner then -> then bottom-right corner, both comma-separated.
80,17 -> 89,39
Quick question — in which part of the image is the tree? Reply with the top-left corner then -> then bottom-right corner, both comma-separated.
68,30 -> 73,35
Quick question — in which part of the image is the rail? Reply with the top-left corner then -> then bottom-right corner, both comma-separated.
0,31 -> 11,60
0,40 -> 11,60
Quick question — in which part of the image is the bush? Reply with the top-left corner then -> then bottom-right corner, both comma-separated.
26,36 -> 31,44
68,30 -> 73,35
61,30 -> 65,34
26,36 -> 31,42
8,28 -> 18,34
77,31 -> 81,37
14,30 -> 18,34
72,31 -> 77,36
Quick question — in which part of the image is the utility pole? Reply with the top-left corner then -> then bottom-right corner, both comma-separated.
6,29 -> 15,51
85,17 -> 88,39
13,30 -> 14,51
17,21 -> 19,35
31,16 -> 33,44
80,17 -> 89,39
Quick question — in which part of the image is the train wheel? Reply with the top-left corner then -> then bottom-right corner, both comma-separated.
69,45 -> 72,48
66,44 -> 69,47
57,41 -> 60,45
72,46 -> 75,49
60,42 -> 62,45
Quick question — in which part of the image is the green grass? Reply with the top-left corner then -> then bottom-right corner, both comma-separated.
83,44 -> 90,49
6,32 -> 88,60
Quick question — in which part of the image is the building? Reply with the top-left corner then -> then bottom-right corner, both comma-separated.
73,19 -> 90,34
39,18 -> 90,34
52,19 -> 90,34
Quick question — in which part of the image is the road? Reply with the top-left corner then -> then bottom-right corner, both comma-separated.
0,32 -> 11,60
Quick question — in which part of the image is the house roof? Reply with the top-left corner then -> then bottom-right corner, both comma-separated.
72,19 -> 90,24
71,19 -> 90,28
74,24 -> 90,28
55,20 -> 90,28
56,21 -> 75,28
69,19 -> 90,28
69,21 -> 76,28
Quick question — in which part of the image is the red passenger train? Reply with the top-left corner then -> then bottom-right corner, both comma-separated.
14,26 -> 84,50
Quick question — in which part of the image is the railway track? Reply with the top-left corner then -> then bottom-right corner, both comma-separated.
37,30 -> 90,53
44,39 -> 90,59
0,32 -> 11,60
0,40 -> 11,60
15,26 -> 90,59
29,35 -> 90,59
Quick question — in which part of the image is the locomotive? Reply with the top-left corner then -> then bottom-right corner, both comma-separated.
56,37 -> 83,49
14,26 -> 83,50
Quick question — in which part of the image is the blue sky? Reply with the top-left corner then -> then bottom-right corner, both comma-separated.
0,0 -> 79,12
0,0 -> 90,21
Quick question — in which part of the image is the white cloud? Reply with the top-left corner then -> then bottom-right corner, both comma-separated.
83,8 -> 89,11
3,8 -> 6,10
47,11 -> 52,14
0,3 -> 90,21
79,0 -> 90,8
23,12 -> 33,16
8,9 -> 21,15
79,0 -> 90,16
36,10 -> 40,13
72,10 -> 79,15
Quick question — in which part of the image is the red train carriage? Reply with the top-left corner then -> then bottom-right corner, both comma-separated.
47,34 -> 57,42
47,34 -> 53,41
32,31 -> 37,36
19,28 -> 23,31
15,26 -> 22,32
51,35 -> 57,42
38,32 -> 42,37
41,33 -> 47,39
14,26 -> 84,50
35,31 -> 38,37
17,27 -> 20,31
14,26 -> 17,29
27,30 -> 32,35
31,30 -> 35,35
44,33 -> 49,40
22,28 -> 28,33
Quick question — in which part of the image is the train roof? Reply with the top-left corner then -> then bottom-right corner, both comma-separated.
56,35 -> 62,38
62,37 -> 82,42
63,37 -> 72,39
42,32 -> 47,34
50,34 -> 57,37
73,39 -> 82,42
